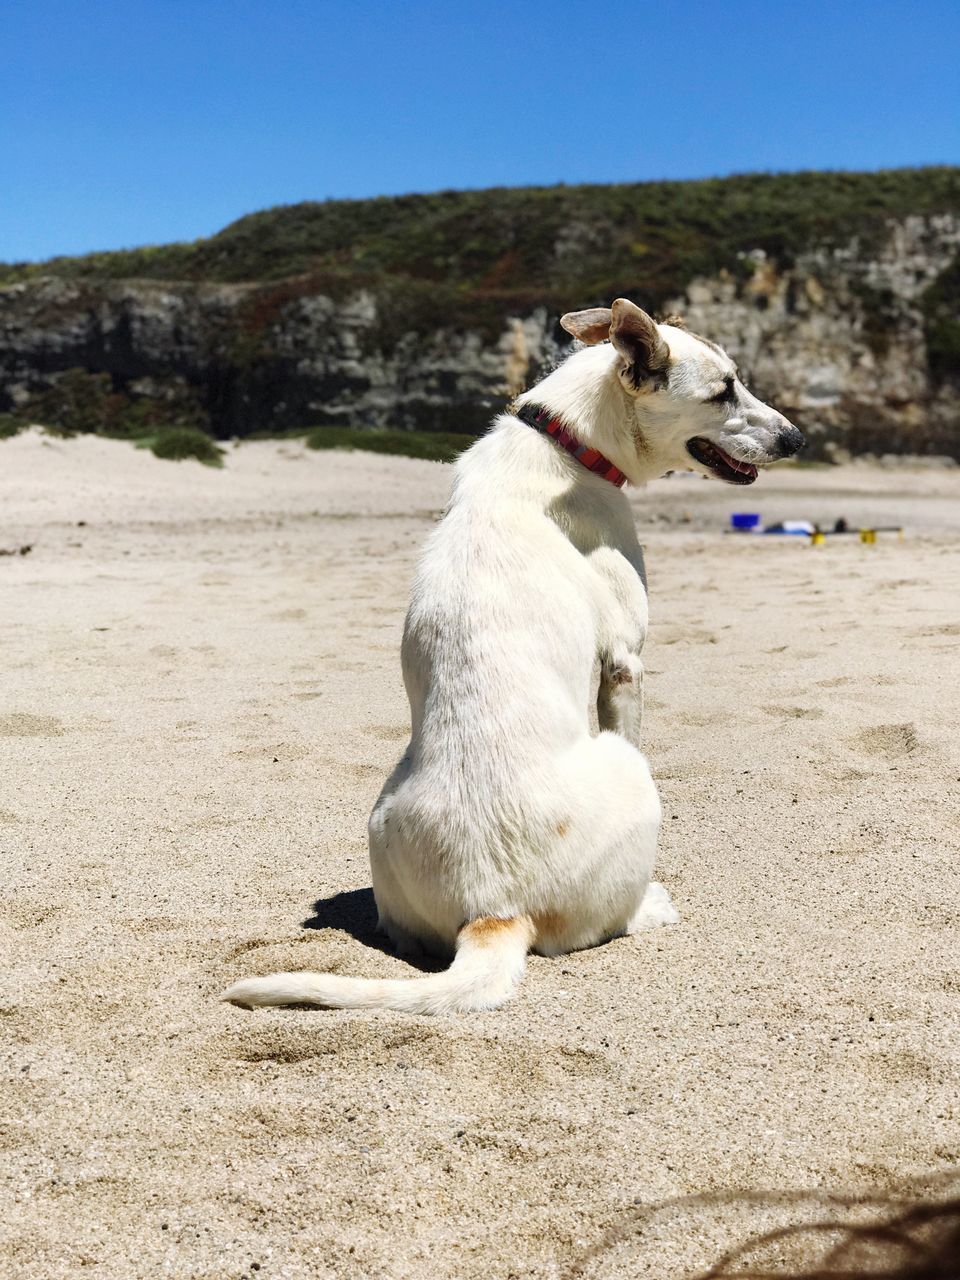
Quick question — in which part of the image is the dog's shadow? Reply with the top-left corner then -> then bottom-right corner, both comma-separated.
302,888 -> 440,973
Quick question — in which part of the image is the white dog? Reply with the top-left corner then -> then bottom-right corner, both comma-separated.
223,299 -> 803,1015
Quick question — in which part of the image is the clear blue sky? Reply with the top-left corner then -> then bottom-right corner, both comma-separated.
2,0 -> 958,263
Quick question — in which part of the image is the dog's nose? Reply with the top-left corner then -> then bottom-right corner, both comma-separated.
776,423 -> 805,458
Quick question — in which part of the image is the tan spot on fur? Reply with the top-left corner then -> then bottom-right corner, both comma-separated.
462,916 -> 526,946
532,910 -> 566,941
554,819 -> 570,838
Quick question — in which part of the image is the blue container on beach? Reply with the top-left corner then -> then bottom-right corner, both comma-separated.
730,513 -> 761,531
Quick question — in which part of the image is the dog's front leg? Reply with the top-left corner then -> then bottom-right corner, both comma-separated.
597,651 -> 644,746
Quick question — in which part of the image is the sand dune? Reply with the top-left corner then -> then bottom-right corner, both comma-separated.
2,431 -> 958,1278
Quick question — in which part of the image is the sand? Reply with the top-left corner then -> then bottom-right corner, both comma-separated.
1,430 -> 958,1279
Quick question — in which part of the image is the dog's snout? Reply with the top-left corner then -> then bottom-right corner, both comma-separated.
776,422 -> 805,458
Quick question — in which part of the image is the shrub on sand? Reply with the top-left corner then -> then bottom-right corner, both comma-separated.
144,427 -> 225,466
306,426 -> 477,463
0,414 -> 28,439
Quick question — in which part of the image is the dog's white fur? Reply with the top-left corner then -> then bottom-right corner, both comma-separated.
224,300 -> 800,1015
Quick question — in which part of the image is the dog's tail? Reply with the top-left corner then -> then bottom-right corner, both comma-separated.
221,915 -> 535,1016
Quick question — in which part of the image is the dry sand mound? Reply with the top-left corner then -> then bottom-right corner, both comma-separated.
2,432 -> 958,1278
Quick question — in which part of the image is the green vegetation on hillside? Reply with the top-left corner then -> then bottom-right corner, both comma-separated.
2,168 -> 958,319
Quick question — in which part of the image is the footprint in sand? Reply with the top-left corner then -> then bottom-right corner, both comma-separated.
760,705 -> 825,719
658,634 -> 718,647
315,755 -> 383,779
0,713 -> 64,737
912,622 -> 960,638
851,722 -> 920,760
830,766 -> 872,784
365,724 -> 409,741
224,937 -> 306,961
212,1022 -> 611,1091
230,742 -> 311,762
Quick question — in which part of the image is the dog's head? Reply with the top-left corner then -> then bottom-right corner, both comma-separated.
560,299 -> 804,485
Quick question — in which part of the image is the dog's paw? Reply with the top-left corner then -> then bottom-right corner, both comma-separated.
629,881 -> 680,932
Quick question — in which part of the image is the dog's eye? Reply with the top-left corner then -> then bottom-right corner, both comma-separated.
707,377 -> 736,404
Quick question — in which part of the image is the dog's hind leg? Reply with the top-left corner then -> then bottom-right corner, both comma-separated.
627,880 -> 680,932
528,729 -> 664,956
369,763 -> 458,960
594,669 -> 680,935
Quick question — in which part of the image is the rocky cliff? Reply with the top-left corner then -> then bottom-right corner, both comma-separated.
1,170 -> 958,457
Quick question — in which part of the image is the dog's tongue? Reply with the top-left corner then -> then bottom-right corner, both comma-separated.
715,444 -> 758,479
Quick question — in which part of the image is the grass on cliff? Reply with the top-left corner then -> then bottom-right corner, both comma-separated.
3,167 -> 958,320
306,426 -> 476,463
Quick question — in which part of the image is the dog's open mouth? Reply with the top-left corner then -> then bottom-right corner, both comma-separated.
686,438 -> 758,485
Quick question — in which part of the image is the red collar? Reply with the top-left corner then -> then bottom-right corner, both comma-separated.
517,404 -> 627,488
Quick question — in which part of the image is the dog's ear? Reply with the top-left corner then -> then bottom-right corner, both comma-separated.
559,307 -> 612,345
610,298 -> 670,386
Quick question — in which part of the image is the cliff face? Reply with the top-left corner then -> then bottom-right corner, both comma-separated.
1,212 -> 958,457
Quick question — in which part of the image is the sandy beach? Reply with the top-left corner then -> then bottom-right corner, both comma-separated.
2,430 -> 958,1279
